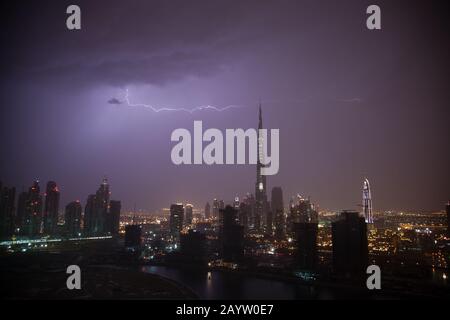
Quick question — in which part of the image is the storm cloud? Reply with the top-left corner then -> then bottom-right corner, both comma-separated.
0,0 -> 449,212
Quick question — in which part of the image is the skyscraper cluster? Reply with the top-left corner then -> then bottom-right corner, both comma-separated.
190,107 -> 373,274
83,178 -> 121,236
0,178 -> 121,240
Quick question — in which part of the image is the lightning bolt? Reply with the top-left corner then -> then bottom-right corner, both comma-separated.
123,88 -> 244,113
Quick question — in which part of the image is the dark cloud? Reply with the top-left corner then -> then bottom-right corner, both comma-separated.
1,0 -> 257,87
107,98 -> 122,105
0,0 -> 449,211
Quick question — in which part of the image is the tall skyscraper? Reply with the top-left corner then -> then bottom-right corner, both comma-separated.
65,200 -> 82,237
238,201 -> 250,231
243,193 -> 256,229
43,181 -> 60,235
22,180 -> 43,236
204,202 -> 211,219
185,204 -> 193,225
255,105 -> 268,232
212,199 -> 219,219
170,203 -> 184,239
84,178 -> 114,236
219,200 -> 225,210
220,205 -> 244,262
293,222 -> 318,270
0,184 -> 16,240
108,200 -> 121,235
362,178 -> 373,224
271,187 -> 285,240
332,210 -> 368,277
94,177 -> 110,233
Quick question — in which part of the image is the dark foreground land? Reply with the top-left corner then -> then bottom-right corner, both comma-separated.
0,240 -> 196,299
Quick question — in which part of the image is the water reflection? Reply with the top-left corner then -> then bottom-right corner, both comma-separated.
143,266 -> 319,299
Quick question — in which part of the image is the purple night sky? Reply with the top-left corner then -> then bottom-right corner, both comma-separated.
0,0 -> 449,212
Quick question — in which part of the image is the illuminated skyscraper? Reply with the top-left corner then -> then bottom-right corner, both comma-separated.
288,195 -> 317,234
84,178 -> 114,236
212,199 -> 219,219
204,202 -> 211,219
234,196 -> 240,209
185,204 -> 193,225
43,181 -> 60,235
21,180 -> 43,236
170,203 -> 184,238
362,178 -> 373,224
95,177 -> 110,233
255,105 -> 268,231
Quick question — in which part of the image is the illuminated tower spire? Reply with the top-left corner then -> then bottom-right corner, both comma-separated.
362,178 -> 373,224
255,104 -> 267,231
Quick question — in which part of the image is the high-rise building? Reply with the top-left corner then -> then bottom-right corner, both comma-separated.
255,105 -> 268,232
243,193 -> 256,229
65,201 -> 82,237
180,229 -> 206,265
185,204 -> 193,225
238,201 -> 250,231
293,222 -> 318,270
289,195 -> 317,234
212,199 -> 219,219
332,210 -> 368,277
271,187 -> 285,240
83,178 -> 114,236
170,203 -> 184,238
220,205 -> 244,262
23,180 -> 43,237
0,184 -> 16,240
16,191 -> 28,233
94,177 -> 110,234
125,224 -> 142,248
83,194 -> 96,235
362,178 -> 373,224
108,200 -> 121,235
205,202 -> 211,219
43,181 -> 60,235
